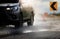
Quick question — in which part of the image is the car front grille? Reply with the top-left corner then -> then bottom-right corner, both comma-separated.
0,6 -> 18,20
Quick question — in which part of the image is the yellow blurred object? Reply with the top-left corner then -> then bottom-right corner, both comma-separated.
50,2 -> 58,11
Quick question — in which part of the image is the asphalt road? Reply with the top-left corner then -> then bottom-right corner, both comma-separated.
0,25 -> 60,39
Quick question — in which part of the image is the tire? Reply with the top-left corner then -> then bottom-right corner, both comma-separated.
15,22 -> 23,29
15,11 -> 23,29
27,16 -> 34,26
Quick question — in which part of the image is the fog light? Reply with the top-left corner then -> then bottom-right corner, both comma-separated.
6,8 -> 11,10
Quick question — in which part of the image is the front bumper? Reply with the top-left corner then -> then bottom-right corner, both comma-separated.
0,11 -> 20,25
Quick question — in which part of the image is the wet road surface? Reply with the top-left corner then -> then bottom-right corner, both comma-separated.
0,25 -> 60,39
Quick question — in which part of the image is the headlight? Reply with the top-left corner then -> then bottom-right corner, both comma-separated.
14,7 -> 18,10
13,6 -> 19,12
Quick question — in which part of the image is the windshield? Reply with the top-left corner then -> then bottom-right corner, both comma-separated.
0,0 -> 19,3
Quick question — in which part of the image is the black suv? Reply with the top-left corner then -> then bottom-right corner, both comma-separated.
0,0 -> 34,28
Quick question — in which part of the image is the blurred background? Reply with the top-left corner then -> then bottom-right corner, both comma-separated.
19,0 -> 60,31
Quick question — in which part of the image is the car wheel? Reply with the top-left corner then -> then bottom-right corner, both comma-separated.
27,16 -> 34,26
15,21 -> 23,29
15,11 -> 23,29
